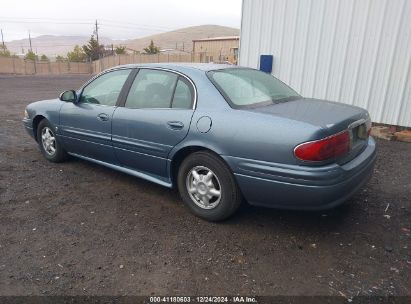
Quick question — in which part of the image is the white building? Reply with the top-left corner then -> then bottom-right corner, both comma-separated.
239,0 -> 411,127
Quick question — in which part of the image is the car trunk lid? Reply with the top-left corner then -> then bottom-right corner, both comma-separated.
244,98 -> 371,163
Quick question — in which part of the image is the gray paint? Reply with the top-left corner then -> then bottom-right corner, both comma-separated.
23,63 -> 376,209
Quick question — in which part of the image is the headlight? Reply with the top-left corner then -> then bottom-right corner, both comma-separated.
24,109 -> 29,119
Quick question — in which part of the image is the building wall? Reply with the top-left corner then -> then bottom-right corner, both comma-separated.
193,39 -> 239,57
239,0 -> 411,127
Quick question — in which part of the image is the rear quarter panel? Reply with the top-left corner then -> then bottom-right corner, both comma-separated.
174,108 -> 323,165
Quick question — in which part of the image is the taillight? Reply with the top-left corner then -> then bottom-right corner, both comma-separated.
294,131 -> 350,162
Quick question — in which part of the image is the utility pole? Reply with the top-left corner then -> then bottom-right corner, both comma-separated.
28,31 -> 33,52
0,29 -> 5,50
94,20 -> 101,60
28,30 -> 36,74
95,20 -> 99,45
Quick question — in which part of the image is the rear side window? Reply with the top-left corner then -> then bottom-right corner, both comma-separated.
172,78 -> 193,109
125,69 -> 178,109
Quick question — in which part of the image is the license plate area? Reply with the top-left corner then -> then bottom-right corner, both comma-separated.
357,124 -> 368,140
338,118 -> 371,165
350,122 -> 368,151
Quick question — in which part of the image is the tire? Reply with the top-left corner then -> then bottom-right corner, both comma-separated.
37,119 -> 68,163
177,151 -> 242,221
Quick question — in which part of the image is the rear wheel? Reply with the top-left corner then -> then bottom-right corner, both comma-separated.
37,119 -> 67,163
177,151 -> 242,221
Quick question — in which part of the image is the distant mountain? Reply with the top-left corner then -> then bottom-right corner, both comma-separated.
123,25 -> 239,52
5,35 -> 116,57
4,25 -> 239,57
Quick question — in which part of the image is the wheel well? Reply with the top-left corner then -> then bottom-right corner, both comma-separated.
32,115 -> 46,142
170,146 -> 222,187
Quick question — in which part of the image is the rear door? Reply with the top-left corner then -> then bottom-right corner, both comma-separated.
59,69 -> 132,163
112,68 -> 195,179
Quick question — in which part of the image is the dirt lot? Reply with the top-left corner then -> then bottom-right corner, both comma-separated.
0,75 -> 410,298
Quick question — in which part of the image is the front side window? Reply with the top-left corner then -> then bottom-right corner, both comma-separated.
125,69 -> 178,109
80,69 -> 131,106
207,68 -> 300,108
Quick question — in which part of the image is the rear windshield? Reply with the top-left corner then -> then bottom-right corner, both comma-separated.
207,68 -> 300,108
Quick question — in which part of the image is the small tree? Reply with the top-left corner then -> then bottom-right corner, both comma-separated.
115,45 -> 127,55
25,50 -> 38,61
82,35 -> 104,61
0,44 -> 11,57
67,45 -> 86,62
55,55 -> 66,62
40,54 -> 48,61
143,40 -> 160,54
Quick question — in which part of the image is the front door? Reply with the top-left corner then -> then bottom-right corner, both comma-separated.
59,69 -> 132,163
112,68 -> 195,179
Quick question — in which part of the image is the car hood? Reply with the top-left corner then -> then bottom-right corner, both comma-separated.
29,98 -> 60,106
26,98 -> 63,119
245,97 -> 369,135
27,98 -> 62,109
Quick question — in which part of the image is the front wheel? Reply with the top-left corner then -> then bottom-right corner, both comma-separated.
37,119 -> 67,163
177,151 -> 242,221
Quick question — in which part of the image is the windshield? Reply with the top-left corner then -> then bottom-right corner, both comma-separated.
207,68 -> 300,108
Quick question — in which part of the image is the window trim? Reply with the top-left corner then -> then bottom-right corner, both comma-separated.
77,67 -> 135,108
119,67 -> 197,110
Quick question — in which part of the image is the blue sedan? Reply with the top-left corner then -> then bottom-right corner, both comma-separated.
23,63 -> 376,221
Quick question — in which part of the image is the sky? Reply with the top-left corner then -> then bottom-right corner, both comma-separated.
0,0 -> 242,42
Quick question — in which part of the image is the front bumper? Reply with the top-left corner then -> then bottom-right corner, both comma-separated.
223,137 -> 377,210
23,118 -> 35,139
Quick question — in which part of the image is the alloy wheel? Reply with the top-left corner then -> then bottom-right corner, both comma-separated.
41,127 -> 56,156
186,166 -> 222,209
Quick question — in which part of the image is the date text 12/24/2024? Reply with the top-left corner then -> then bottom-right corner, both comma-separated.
149,296 -> 257,303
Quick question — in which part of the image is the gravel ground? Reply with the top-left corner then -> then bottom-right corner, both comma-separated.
0,75 -> 410,298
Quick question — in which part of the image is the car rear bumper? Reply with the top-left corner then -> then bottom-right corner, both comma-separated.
223,137 -> 376,210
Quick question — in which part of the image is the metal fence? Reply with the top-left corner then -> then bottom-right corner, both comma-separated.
0,52 -> 237,75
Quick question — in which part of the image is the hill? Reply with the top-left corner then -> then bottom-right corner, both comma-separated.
4,25 -> 239,57
122,25 -> 239,52
5,35 -> 115,57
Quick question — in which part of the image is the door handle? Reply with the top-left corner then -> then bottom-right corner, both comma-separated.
167,121 -> 184,130
97,113 -> 109,121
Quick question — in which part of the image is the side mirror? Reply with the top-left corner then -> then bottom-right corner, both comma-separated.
59,90 -> 77,102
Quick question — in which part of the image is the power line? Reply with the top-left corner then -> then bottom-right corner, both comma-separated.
8,44 -> 100,47
0,20 -> 94,25
0,17 -> 176,31
0,16 -> 94,21
0,18 -> 201,35
99,19 -> 175,31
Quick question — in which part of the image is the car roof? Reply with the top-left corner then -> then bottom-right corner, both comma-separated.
111,62 -> 241,73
